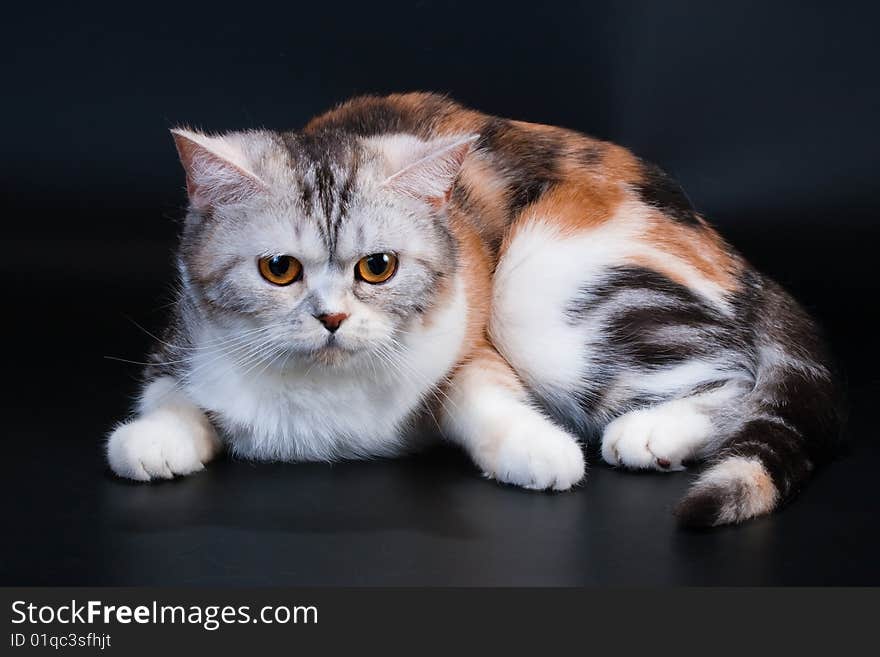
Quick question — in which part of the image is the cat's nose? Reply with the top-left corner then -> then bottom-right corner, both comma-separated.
314,312 -> 349,333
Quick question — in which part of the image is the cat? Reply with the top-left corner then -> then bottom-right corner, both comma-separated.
106,92 -> 843,527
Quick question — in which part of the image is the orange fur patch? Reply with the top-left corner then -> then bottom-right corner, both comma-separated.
528,178 -> 623,234
449,212 -> 493,348
453,154 -> 510,244
637,215 -> 742,293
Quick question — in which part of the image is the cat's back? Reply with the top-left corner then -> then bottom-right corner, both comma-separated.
304,93 -> 715,250
303,91 -> 614,193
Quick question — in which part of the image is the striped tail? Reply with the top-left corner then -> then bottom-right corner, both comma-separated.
675,282 -> 845,527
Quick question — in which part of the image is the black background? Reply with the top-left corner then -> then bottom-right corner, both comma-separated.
2,1 -> 878,585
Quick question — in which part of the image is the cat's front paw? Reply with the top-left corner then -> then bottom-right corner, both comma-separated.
483,415 -> 585,491
601,402 -> 712,471
106,408 -> 220,481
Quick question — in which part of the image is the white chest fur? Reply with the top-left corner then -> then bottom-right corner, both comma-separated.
183,278 -> 468,462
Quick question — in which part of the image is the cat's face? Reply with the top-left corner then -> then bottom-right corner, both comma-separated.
173,129 -> 474,368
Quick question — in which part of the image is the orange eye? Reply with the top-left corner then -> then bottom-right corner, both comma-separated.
356,253 -> 398,284
258,255 -> 302,286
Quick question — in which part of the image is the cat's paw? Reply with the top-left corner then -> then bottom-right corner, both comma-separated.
601,402 -> 713,471
483,415 -> 585,491
106,407 -> 221,481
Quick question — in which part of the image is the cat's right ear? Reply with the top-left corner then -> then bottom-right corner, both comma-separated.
170,128 -> 265,212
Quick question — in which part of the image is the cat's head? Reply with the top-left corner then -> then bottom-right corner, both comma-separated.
171,126 -> 476,368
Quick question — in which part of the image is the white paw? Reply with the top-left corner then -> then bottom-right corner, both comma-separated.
483,415 -> 585,491
601,402 -> 713,471
106,407 -> 221,481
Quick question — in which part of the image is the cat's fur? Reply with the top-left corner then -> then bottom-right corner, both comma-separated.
106,93 -> 843,527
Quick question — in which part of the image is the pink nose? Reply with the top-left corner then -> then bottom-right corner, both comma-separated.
315,312 -> 349,333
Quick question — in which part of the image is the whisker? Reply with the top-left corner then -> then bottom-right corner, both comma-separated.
146,330 -> 285,407
103,323 -> 283,369
122,312 -> 281,353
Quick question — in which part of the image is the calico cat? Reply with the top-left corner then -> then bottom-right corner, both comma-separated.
106,92 -> 843,527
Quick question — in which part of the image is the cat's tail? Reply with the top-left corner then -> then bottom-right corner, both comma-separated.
675,280 -> 845,528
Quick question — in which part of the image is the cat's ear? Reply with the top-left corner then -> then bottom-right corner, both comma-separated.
170,128 -> 265,211
377,134 -> 478,207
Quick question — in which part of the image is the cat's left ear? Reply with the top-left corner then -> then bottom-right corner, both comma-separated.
170,128 -> 266,212
376,134 -> 478,207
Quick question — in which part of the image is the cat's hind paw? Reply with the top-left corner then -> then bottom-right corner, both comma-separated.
106,408 -> 220,481
601,401 -> 713,471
